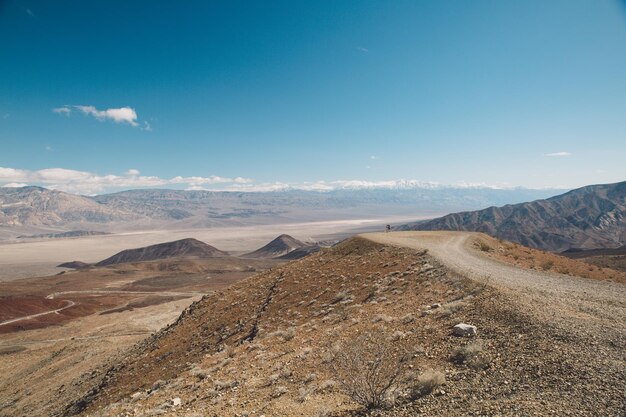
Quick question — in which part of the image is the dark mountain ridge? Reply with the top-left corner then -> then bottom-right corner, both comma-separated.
95,238 -> 228,266
398,181 -> 626,252
243,234 -> 310,258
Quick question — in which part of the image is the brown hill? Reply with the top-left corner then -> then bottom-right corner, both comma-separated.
243,234 -> 310,258
95,238 -> 228,266
398,181 -> 626,252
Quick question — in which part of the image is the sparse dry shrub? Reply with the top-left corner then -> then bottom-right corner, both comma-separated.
296,387 -> 311,403
270,327 -> 296,342
300,346 -> 313,358
189,365 -> 208,380
332,290 -> 351,304
407,369 -> 445,399
477,241 -> 493,252
272,386 -> 288,398
267,373 -> 280,386
223,344 -> 236,358
315,405 -> 332,417
279,368 -> 293,379
203,388 -> 218,398
372,314 -> 393,323
304,373 -> 317,384
214,379 -> 237,391
451,341 -> 490,370
328,333 -> 407,410
319,379 -> 336,392
541,260 -> 554,270
390,331 -> 406,341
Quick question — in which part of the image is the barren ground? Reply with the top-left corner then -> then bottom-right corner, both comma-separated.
2,232 -> 624,416
25,234 -> 623,417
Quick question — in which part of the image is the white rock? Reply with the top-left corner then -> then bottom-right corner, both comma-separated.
431,303 -> 442,309
453,323 -> 477,337
171,397 -> 181,407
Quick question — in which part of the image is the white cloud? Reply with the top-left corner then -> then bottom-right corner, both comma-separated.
26,8 -> 35,17
544,152 -> 572,157
370,155 -> 378,160
126,169 -> 140,176
52,107 -> 71,116
357,47 -> 369,53
53,105 -> 144,128
75,105 -> 138,126
45,145 -> 53,151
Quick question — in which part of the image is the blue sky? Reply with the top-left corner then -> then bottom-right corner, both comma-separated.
1,0 -> 625,194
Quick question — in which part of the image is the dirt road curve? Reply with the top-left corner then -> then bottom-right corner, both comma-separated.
364,231 -> 626,336
0,299 -> 77,327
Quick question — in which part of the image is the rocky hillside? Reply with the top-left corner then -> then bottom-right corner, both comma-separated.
0,187 -> 134,228
243,234 -> 312,258
399,181 -> 626,252
59,238 -> 624,416
95,238 -> 228,266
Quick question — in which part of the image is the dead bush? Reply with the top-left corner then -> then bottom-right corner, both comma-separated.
270,327 -> 296,342
328,333 -> 406,410
451,341 -> 490,369
407,369 -> 445,399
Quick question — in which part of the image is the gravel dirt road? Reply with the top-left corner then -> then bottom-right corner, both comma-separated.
364,231 -> 626,333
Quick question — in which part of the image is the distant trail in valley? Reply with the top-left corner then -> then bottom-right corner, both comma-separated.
1,290 -> 202,327
45,290 -> 203,299
0,300 -> 76,327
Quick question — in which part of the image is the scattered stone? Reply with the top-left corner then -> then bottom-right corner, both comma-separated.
431,303 -> 442,309
171,397 -> 181,407
453,323 -> 477,337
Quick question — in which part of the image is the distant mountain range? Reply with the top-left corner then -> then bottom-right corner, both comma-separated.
0,185 -> 563,239
398,181 -> 626,252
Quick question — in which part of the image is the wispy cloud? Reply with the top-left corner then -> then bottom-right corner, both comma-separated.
52,107 -> 71,116
53,105 -> 144,128
357,47 -> 369,53
26,8 -> 35,17
370,155 -> 378,160
544,151 -> 572,157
